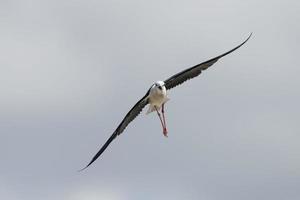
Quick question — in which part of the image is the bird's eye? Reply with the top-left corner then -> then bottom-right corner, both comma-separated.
158,86 -> 162,90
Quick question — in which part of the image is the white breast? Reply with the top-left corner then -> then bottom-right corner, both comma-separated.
146,84 -> 169,114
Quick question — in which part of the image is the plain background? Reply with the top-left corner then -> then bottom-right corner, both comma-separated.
1,0 -> 299,199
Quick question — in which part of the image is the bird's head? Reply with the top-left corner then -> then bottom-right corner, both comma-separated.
154,81 -> 166,91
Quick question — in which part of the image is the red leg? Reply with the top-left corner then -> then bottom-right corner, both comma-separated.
161,103 -> 168,137
155,106 -> 167,137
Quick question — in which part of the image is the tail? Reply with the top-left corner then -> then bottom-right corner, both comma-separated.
146,105 -> 155,114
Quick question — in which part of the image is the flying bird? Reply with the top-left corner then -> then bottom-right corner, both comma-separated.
80,33 -> 252,170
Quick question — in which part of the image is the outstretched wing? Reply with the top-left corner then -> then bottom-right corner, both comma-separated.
164,33 -> 252,90
80,90 -> 150,170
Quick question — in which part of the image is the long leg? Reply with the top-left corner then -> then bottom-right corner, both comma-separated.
161,103 -> 168,137
154,106 -> 167,137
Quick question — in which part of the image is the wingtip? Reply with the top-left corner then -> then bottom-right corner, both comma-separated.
232,32 -> 253,52
246,32 -> 253,42
78,160 -> 95,172
78,164 -> 90,172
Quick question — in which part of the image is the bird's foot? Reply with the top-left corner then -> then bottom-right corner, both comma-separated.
163,128 -> 168,137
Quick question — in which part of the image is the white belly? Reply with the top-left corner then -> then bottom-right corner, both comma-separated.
149,92 -> 167,106
146,86 -> 169,114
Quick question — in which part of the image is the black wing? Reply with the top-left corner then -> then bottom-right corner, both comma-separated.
80,90 -> 150,170
164,33 -> 252,90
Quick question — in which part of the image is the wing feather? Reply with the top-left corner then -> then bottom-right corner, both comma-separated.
165,33 -> 252,90
80,90 -> 150,170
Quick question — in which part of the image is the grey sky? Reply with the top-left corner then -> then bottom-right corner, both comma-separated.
1,0 -> 300,200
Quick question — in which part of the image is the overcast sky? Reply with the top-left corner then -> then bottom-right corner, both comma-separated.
1,0 -> 300,200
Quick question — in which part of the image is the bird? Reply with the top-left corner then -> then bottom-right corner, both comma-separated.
80,33 -> 252,170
